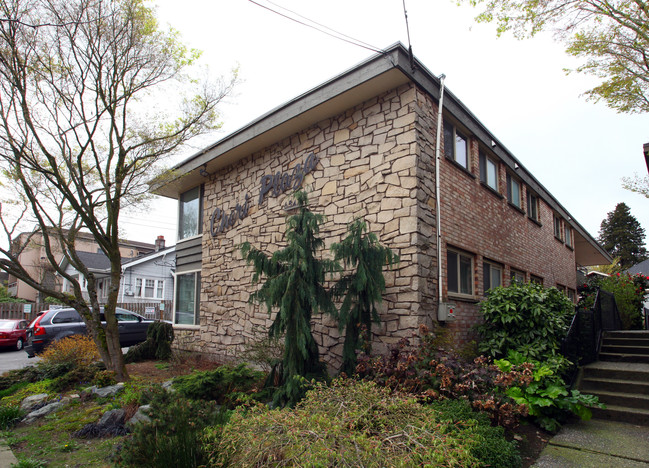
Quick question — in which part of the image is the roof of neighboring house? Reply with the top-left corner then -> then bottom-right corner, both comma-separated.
627,259 -> 649,276
150,42 -> 611,267
121,245 -> 175,270
71,251 -> 111,272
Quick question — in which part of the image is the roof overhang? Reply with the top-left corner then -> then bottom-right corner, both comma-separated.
574,231 -> 612,266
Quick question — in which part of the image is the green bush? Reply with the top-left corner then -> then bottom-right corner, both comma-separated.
580,273 -> 649,329
172,363 -> 266,407
114,387 -> 228,468
205,379 -> 519,467
124,321 -> 174,363
495,351 -> 602,432
0,405 -> 23,430
477,282 -> 574,360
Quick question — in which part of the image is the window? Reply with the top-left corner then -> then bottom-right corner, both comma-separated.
447,249 -> 474,296
136,278 -> 165,299
530,275 -> 543,285
506,173 -> 521,209
564,224 -> 573,247
179,186 -> 203,240
175,271 -> 201,326
567,288 -> 576,302
553,215 -> 562,240
483,261 -> 502,294
479,150 -> 498,191
510,269 -> 525,283
444,121 -> 469,169
527,192 -> 539,222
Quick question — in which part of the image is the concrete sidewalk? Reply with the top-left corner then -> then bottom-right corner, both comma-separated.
0,440 -> 17,468
533,419 -> 649,467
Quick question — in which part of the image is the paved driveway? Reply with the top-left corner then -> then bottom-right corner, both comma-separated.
0,347 -> 40,374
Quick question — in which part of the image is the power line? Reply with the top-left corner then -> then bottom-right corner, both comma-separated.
247,0 -> 385,55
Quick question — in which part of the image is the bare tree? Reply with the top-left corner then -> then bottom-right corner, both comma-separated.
0,0 -> 235,380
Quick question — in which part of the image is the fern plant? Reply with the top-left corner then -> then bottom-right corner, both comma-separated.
331,218 -> 399,376
241,191 -> 337,406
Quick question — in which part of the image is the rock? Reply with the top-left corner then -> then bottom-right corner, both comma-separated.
23,397 -> 70,424
92,383 -> 124,399
98,409 -> 125,427
73,408 -> 129,438
126,404 -> 151,427
161,380 -> 175,392
20,393 -> 49,413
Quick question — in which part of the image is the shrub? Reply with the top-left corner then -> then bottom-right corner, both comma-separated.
124,321 -> 174,363
206,379 -> 519,467
49,365 -> 100,393
114,387 -> 228,467
495,351 -> 603,432
356,327 -> 527,430
476,282 -> 574,360
38,334 -> 100,367
172,363 -> 266,407
580,273 -> 649,329
0,405 -> 23,430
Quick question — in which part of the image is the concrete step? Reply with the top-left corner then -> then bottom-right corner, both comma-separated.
586,390 -> 649,410
580,377 -> 649,395
590,404 -> 649,426
605,331 -> 649,339
603,337 -> 649,347
581,362 -> 649,381
598,352 -> 649,364
600,344 -> 649,355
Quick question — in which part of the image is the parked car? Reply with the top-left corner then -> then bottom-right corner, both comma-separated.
25,307 -> 153,358
0,319 -> 29,351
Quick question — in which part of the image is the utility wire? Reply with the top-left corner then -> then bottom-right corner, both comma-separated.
247,0 -> 386,55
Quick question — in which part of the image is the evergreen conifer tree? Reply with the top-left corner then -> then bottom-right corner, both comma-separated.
331,219 -> 399,376
598,203 -> 647,269
241,191 -> 336,406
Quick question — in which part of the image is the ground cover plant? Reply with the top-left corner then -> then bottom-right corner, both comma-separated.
205,378 -> 521,467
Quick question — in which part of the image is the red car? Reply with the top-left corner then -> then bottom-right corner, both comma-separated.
0,319 -> 29,351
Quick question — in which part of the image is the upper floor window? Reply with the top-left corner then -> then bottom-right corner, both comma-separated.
483,261 -> 502,294
564,224 -> 573,247
506,173 -> 522,209
179,186 -> 203,240
553,214 -> 562,240
527,191 -> 539,222
444,121 -> 469,169
447,248 -> 474,296
479,150 -> 498,191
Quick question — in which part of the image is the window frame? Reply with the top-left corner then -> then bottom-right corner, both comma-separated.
510,268 -> 526,284
447,248 -> 475,297
173,270 -> 201,327
479,150 -> 499,192
483,260 -> 503,295
506,173 -> 522,209
564,224 -> 573,248
178,185 -> 203,241
135,277 -> 165,300
527,191 -> 540,223
553,214 -> 563,241
530,275 -> 544,285
444,121 -> 469,170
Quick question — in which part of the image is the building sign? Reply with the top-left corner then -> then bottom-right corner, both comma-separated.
210,152 -> 319,236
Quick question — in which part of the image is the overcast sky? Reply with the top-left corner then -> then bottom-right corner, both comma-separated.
125,0 -> 649,251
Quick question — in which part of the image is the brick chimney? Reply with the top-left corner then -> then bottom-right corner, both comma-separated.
155,235 -> 165,252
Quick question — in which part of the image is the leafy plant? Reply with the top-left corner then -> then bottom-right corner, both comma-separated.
11,458 -> 46,468
206,379 -> 519,467
580,273 -> 649,329
0,405 -> 23,429
331,218 -> 399,375
114,388 -> 228,468
495,351 -> 603,432
241,191 -> 336,407
476,281 -> 574,360
172,363 -> 266,407
38,334 -> 100,368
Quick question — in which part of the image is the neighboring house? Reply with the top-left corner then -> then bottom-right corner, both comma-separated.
8,230 -> 156,302
151,43 -> 611,368
627,259 -> 649,277
59,236 -> 174,306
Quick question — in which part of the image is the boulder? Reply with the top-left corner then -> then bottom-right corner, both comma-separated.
20,393 -> 49,413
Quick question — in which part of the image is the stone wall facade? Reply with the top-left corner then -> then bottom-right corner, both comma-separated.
172,81 -> 578,366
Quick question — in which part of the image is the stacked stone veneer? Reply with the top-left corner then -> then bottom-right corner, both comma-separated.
173,82 -> 578,366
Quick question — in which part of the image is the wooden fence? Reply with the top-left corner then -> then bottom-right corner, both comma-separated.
0,300 -> 173,323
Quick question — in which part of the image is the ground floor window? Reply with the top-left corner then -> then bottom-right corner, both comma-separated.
447,249 -> 473,296
483,261 -> 502,294
510,269 -> 526,283
175,271 -> 201,326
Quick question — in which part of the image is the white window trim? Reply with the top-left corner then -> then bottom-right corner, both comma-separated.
447,248 -> 475,298
172,269 -> 201,329
135,277 -> 165,300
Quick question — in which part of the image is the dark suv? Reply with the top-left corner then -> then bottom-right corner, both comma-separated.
25,307 -> 153,357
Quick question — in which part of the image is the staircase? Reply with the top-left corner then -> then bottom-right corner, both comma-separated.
578,330 -> 649,426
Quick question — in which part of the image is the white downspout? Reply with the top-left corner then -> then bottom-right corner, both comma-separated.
435,74 -> 446,313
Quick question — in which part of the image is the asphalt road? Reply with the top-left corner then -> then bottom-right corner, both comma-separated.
0,347 -> 40,374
